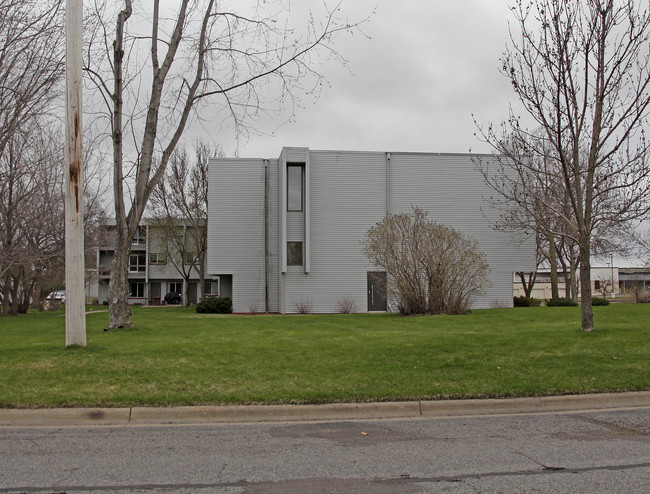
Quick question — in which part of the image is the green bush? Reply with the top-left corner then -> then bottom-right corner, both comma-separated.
546,297 -> 578,307
513,296 -> 541,307
196,297 -> 232,314
591,297 -> 610,306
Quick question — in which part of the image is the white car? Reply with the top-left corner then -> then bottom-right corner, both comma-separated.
46,290 -> 66,303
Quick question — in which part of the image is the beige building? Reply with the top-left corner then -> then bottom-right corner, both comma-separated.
513,266 -> 620,299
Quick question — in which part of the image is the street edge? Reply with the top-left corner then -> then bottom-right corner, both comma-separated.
1,391 -> 649,427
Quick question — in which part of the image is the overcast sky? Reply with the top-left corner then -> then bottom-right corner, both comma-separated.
221,0 -> 516,158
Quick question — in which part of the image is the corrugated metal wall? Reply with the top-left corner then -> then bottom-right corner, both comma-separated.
207,158 -> 267,312
266,159 -> 280,313
282,150 -> 388,313
388,153 -> 534,308
208,149 -> 536,313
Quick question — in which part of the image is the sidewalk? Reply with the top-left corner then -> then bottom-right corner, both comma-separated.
1,391 -> 650,427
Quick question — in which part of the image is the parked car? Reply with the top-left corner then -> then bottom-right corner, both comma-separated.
46,290 -> 66,303
164,291 -> 181,304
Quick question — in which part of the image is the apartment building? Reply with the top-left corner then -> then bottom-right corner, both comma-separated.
92,220 -> 226,305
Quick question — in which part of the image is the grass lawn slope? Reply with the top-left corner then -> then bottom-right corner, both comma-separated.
1,304 -> 649,408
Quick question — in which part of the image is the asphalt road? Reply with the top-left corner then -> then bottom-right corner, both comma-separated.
1,406 -> 650,493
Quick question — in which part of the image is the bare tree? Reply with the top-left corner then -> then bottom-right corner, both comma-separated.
0,0 -> 64,159
0,119 -> 108,316
362,208 -> 490,316
516,236 -> 544,298
0,123 -> 64,315
627,281 -> 646,303
149,141 -> 218,305
0,0 -> 65,311
638,230 -> 650,265
595,274 -> 615,298
84,0 -> 370,329
476,0 -> 650,331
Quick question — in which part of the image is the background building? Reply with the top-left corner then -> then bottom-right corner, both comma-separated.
90,220 -> 224,305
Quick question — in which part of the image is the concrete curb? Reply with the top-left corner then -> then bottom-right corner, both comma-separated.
1,392 -> 649,427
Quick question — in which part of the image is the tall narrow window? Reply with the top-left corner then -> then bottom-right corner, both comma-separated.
287,163 -> 304,211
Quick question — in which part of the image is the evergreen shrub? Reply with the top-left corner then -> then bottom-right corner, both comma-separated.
196,297 -> 232,314
546,297 -> 578,307
513,296 -> 541,307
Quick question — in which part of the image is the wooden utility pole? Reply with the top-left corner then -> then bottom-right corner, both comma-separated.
64,0 -> 86,346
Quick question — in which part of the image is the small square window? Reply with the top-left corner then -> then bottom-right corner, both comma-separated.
287,242 -> 303,266
168,282 -> 182,294
204,279 -> 220,297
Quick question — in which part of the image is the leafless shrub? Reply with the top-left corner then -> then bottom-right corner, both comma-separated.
627,282 -> 646,304
294,299 -> 313,314
362,207 -> 490,316
638,290 -> 650,304
336,295 -> 358,314
248,302 -> 259,314
489,299 -> 508,308
42,300 -> 62,311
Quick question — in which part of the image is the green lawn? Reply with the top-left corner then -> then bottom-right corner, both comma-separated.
1,304 -> 649,408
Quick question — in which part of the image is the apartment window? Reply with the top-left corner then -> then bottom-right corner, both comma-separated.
128,282 -> 145,298
149,253 -> 166,264
132,226 -> 146,245
129,253 -> 146,272
184,252 -> 199,265
287,163 -> 304,211
204,279 -> 220,298
168,282 -> 182,294
287,241 -> 303,266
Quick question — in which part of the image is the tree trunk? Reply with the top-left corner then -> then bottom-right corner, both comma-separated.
107,238 -> 133,329
548,237 -> 559,299
183,278 -> 191,307
2,274 -> 10,316
563,269 -> 571,298
199,251 -> 206,303
579,242 -> 594,332
570,261 -> 579,302
106,1 -> 133,330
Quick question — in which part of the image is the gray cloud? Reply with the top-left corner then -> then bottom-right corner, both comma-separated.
196,0 -> 519,157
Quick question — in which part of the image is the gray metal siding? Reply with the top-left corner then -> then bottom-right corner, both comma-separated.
283,151 -> 388,313
266,159 -> 280,313
389,153 -> 535,308
206,149 -> 536,313
207,158 -> 267,312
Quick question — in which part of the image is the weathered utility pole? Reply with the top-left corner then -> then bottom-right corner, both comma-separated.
64,0 -> 86,346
